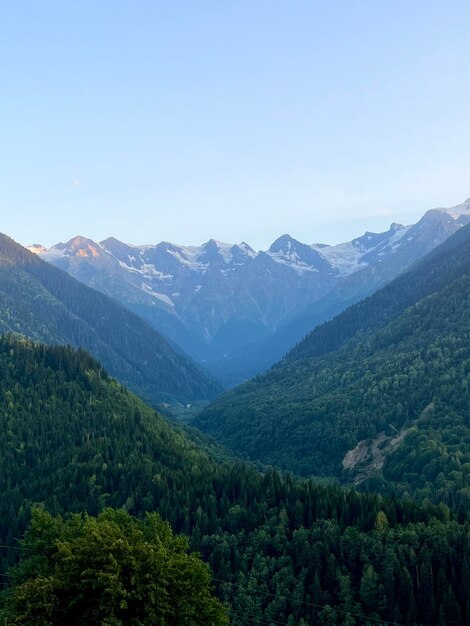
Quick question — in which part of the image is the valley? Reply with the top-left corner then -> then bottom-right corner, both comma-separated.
0,335 -> 469,625
0,233 -> 221,409
2,197 -> 470,624
4,4 -> 470,623
30,198 -> 470,386
196,220 -> 470,513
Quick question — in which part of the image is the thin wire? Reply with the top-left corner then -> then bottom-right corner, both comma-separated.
229,610 -> 284,626
229,608 -> 288,626
0,544 -> 406,626
213,577 -> 405,626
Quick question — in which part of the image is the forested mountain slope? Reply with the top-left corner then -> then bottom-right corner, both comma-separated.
207,205 -> 470,386
0,233 -> 220,405
33,199 -> 470,386
196,223 -> 470,510
1,335 -> 469,625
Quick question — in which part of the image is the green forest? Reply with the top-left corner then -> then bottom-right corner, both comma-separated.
1,508 -> 228,625
0,233 -> 220,406
196,224 -> 470,513
5,1 -> 470,622
0,335 -> 469,625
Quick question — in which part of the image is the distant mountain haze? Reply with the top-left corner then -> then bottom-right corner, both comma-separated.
215,200 -> 470,385
0,234 -> 221,406
30,197 -> 470,385
195,217 -> 470,509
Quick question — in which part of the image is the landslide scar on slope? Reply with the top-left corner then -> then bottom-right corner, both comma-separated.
342,403 -> 434,484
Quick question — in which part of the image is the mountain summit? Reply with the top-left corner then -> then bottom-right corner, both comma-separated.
31,197 -> 470,383
195,219 -> 470,497
0,233 -> 221,405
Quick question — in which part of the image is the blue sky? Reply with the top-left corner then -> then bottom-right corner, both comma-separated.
1,1 -> 470,249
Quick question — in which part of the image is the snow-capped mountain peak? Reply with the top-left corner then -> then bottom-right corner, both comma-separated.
237,242 -> 257,256
200,239 -> 237,264
28,236 -> 107,260
28,244 -> 48,255
440,197 -> 470,219
311,222 -> 410,276
53,236 -> 105,258
268,234 -> 299,254
267,235 -> 332,274
30,195 -> 470,369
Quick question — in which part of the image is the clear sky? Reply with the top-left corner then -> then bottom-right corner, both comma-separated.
1,1 -> 470,250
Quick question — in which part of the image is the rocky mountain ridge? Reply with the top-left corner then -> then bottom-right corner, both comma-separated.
0,233 -> 221,407
30,197 -> 470,382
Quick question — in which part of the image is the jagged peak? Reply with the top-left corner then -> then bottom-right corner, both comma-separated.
389,222 -> 405,230
417,197 -> 470,223
202,238 -> 233,250
443,197 -> 470,218
69,235 -> 97,246
420,207 -> 455,220
53,236 -> 104,258
235,241 -> 257,256
269,234 -> 301,253
100,236 -> 136,248
100,237 -> 139,260
354,222 -> 404,243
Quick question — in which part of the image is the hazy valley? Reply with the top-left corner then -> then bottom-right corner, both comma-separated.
31,197 -> 470,386
3,4 -> 470,622
0,196 -> 469,623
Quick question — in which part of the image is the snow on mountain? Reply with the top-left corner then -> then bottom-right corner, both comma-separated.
267,234 -> 332,274
312,223 -> 411,275
54,236 -> 106,258
313,241 -> 368,275
29,234 -> 338,356
29,196 -> 470,372
437,197 -> 470,219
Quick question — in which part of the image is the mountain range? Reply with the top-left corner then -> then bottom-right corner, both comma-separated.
30,198 -> 470,385
195,219 -> 470,511
2,197 -> 470,623
0,233 -> 220,407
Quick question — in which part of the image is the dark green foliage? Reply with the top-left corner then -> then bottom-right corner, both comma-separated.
0,336 -> 469,624
0,233 -> 220,405
196,224 -> 470,509
286,219 -> 470,364
1,508 -> 228,625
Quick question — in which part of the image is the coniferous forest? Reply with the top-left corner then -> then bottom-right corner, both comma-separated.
196,223 -> 470,515
0,335 -> 469,625
3,4 -> 470,622
0,233 -> 221,407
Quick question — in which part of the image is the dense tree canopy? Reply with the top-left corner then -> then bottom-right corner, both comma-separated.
0,335 -> 469,624
196,224 -> 470,513
1,508 -> 228,625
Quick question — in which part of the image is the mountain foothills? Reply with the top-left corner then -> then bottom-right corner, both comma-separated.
196,221 -> 470,513
31,198 -> 470,384
0,335 -> 469,626
0,233 -> 220,407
